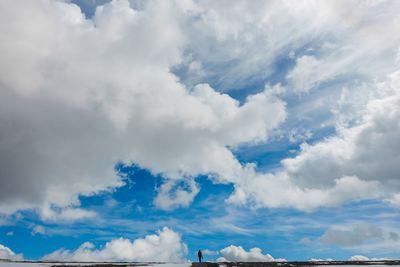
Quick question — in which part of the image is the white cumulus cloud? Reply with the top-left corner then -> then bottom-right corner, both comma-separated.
0,243 -> 23,260
43,227 -> 188,262
0,0 -> 285,216
349,255 -> 370,261
217,245 -> 284,262
227,71 -> 400,211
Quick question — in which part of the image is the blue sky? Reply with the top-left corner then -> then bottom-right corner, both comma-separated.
1,0 -> 400,262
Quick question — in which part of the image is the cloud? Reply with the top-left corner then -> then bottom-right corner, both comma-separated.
288,128 -> 313,143
154,179 -> 200,210
349,255 -> 392,261
1,0 -> 400,217
319,223 -> 400,251
179,1 -> 400,91
201,249 -> 218,256
6,231 -> 14,237
309,258 -> 333,262
286,55 -> 327,94
227,71 -> 400,211
300,221 -> 400,254
228,172 -> 379,212
175,0 -> 400,211
31,225 -> 46,236
0,243 -> 23,260
217,245 -> 284,262
320,224 -> 384,246
386,193 -> 400,208
0,0 -> 285,216
43,227 -> 187,262
348,255 -> 370,261
39,206 -> 97,222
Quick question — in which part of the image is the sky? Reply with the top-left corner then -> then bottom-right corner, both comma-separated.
1,0 -> 400,263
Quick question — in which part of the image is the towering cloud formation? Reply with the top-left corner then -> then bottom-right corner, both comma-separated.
0,0 -> 400,218
0,0 -> 285,216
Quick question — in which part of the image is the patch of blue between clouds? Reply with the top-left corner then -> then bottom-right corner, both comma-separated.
172,54 -> 293,104
71,0 -> 111,18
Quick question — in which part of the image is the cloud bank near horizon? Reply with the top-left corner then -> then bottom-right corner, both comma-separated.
0,243 -> 23,261
42,227 -> 188,262
2,236 -> 388,263
217,245 -> 285,262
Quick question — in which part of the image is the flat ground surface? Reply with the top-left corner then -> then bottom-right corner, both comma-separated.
0,263 -> 191,267
2,261 -> 400,267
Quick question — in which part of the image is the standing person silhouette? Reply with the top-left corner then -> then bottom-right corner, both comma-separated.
198,250 -> 203,263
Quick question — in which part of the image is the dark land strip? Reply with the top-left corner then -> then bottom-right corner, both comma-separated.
192,261 -> 400,267
2,259 -> 400,267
